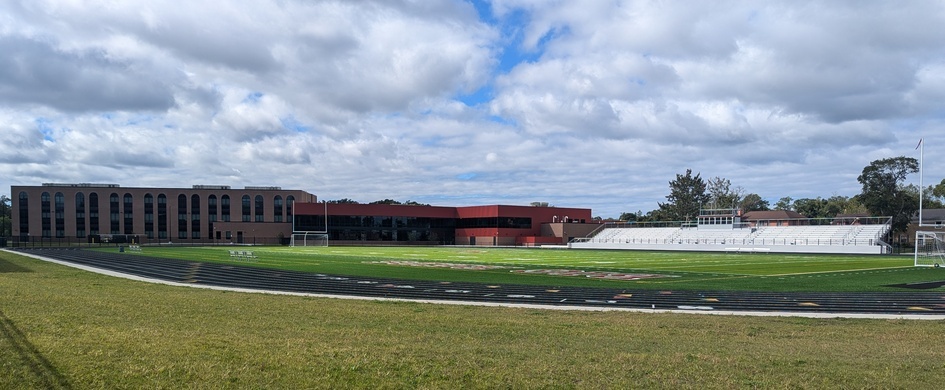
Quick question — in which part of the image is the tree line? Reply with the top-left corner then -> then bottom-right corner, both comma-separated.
619,156 -> 945,236
325,198 -> 430,206
0,195 -> 9,237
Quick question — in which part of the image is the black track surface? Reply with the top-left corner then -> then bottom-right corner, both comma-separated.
15,248 -> 945,316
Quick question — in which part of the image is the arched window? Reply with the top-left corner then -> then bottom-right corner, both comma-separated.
255,195 -> 264,222
274,195 -> 284,222
144,193 -> 154,239
242,195 -> 251,222
123,193 -> 134,234
109,193 -> 120,234
221,195 -> 231,222
54,192 -> 65,238
208,195 -> 218,222
89,193 -> 99,236
18,192 -> 29,237
157,194 -> 167,239
286,195 -> 295,221
191,194 -> 201,239
41,191 -> 51,238
75,193 -> 86,238
178,194 -> 188,239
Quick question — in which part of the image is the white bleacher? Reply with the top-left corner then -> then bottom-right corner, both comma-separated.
844,224 -> 889,245
589,227 -> 679,244
748,225 -> 854,246
573,222 -> 891,254
673,228 -> 754,245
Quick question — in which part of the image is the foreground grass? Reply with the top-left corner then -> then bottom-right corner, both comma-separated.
105,245 -> 939,292
3,250 -> 945,388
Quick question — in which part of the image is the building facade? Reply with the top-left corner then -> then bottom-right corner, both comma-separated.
11,184 -> 596,246
291,203 -> 595,246
11,183 -> 317,244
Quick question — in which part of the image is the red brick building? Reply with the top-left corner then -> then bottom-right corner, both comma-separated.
293,203 -> 595,246
11,183 -> 316,245
11,183 -> 595,246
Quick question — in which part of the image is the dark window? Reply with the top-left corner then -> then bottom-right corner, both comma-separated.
109,193 -> 120,234
286,196 -> 294,220
293,214 -> 456,244
144,194 -> 154,239
157,194 -> 167,239
18,192 -> 29,237
41,192 -> 51,238
123,193 -> 134,234
178,194 -> 187,239
191,194 -> 200,239
242,195 -> 251,222
221,195 -> 231,222
274,196 -> 283,222
457,217 -> 532,229
89,193 -> 99,236
208,195 -> 217,222
54,192 -> 65,238
255,195 -> 264,222
75,193 -> 86,238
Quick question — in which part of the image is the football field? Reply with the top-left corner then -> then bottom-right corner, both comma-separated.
113,246 -> 940,292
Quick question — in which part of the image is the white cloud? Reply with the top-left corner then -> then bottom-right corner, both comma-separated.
1,0 -> 944,218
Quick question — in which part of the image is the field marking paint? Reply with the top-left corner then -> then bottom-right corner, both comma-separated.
767,266 -> 913,277
637,275 -> 754,285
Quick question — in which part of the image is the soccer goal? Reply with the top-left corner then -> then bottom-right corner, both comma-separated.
290,232 -> 329,247
914,231 -> 945,267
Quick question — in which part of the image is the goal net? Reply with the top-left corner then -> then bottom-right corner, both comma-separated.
914,231 -> 945,267
290,232 -> 329,247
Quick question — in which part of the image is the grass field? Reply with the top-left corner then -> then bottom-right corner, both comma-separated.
101,245 -> 945,292
3,249 -> 945,388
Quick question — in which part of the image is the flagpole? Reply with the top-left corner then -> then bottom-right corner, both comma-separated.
919,138 -> 924,226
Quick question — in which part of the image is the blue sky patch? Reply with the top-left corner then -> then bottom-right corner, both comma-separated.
455,172 -> 478,180
280,116 -> 311,133
456,2 -> 541,107
243,92 -> 264,104
35,118 -> 55,142
457,85 -> 494,107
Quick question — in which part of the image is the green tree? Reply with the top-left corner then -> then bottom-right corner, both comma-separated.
738,193 -> 769,212
366,199 -> 430,206
824,195 -> 863,216
919,179 -> 945,209
658,169 -> 709,221
369,199 -> 403,205
793,196 -> 859,219
856,156 -> 919,235
0,194 -> 10,237
839,196 -> 868,215
933,179 -> 945,199
706,177 -> 742,209
642,208 -> 671,222
793,198 -> 829,218
774,196 -> 794,211
906,185 -> 945,210
618,211 -> 641,222
327,198 -> 360,204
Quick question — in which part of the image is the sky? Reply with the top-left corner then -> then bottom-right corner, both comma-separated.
2,0 -> 944,218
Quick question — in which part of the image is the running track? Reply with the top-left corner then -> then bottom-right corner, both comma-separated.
12,248 -> 945,318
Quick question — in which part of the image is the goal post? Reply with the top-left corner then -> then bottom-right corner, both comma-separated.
290,232 -> 329,247
914,231 -> 945,267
